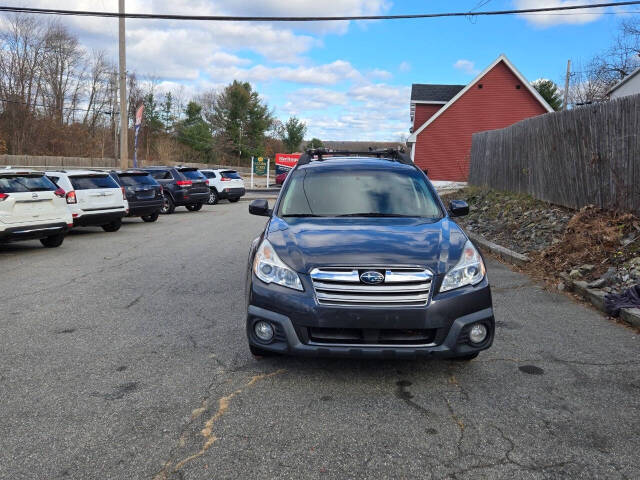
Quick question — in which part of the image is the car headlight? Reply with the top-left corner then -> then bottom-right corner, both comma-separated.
440,240 -> 486,292
253,239 -> 303,291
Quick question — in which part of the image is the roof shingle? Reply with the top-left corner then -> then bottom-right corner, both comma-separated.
411,84 -> 465,102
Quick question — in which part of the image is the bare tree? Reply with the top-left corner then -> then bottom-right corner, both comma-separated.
569,18 -> 640,105
0,15 -> 48,152
41,21 -> 85,125
83,50 -> 113,130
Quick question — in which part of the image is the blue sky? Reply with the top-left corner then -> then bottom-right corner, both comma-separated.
3,1 -> 636,140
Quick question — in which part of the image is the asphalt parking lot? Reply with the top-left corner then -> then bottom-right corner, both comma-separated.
1,202 -> 639,480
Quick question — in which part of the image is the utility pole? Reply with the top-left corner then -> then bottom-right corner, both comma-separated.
119,0 -> 128,169
563,59 -> 571,111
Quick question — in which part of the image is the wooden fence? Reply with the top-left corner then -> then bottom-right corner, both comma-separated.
469,93 -> 640,214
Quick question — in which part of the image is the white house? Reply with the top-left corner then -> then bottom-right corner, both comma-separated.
607,66 -> 640,100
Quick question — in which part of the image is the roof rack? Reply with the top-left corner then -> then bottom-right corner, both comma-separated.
298,148 -> 413,166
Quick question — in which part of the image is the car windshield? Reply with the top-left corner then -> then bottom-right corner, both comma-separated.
278,167 -> 443,218
180,169 -> 205,180
70,175 -> 119,190
221,170 -> 241,179
118,173 -> 158,186
0,174 -> 57,193
201,171 -> 216,179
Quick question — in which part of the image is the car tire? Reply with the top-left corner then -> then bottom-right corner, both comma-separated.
102,219 -> 122,232
249,345 -> 276,357
228,197 -> 240,203
141,212 -> 159,222
451,352 -> 479,361
40,233 -> 65,248
186,203 -> 203,212
160,194 -> 175,214
207,189 -> 218,205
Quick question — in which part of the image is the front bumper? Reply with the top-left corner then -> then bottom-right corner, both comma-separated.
247,275 -> 494,358
73,210 -> 125,227
0,222 -> 70,243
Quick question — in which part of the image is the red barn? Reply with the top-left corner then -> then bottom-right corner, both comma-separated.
407,55 -> 552,181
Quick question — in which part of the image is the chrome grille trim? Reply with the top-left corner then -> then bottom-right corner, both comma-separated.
310,267 -> 433,307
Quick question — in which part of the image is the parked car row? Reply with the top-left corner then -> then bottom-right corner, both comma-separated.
0,166 -> 246,249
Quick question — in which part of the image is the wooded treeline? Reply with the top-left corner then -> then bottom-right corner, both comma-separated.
469,94 -> 640,214
0,14 -> 312,166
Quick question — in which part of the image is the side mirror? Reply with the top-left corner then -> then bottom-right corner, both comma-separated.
249,199 -> 272,217
448,200 -> 469,217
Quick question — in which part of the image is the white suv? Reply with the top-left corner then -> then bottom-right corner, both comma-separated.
200,169 -> 246,205
46,170 -> 127,232
0,168 -> 73,248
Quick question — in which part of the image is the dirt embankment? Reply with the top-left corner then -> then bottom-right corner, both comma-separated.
444,187 -> 640,293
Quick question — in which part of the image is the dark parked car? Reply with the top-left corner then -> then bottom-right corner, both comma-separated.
142,167 -> 209,214
109,170 -> 163,222
245,149 -> 494,360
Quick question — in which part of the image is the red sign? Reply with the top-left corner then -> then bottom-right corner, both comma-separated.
275,153 -> 300,171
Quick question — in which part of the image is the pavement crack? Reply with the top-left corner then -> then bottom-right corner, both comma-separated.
154,369 -> 286,479
125,295 -> 143,309
444,395 -> 465,451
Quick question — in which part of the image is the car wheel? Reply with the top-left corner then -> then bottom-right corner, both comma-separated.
160,194 -> 175,214
141,212 -> 159,222
40,233 -> 65,248
228,197 -> 240,203
451,352 -> 479,361
249,345 -> 276,357
102,219 -> 122,232
186,203 -> 203,212
207,189 -> 218,205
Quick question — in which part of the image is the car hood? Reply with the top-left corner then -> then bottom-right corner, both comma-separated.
266,216 -> 468,275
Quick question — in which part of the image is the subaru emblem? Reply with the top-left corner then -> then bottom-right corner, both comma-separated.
360,271 -> 384,285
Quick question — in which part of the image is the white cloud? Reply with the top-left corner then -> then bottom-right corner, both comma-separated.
349,83 -> 410,102
399,61 -> 411,73
208,60 -> 362,86
284,88 -> 348,113
514,0 -> 606,27
453,59 -> 480,76
369,69 -> 393,80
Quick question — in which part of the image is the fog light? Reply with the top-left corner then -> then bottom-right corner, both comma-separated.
469,323 -> 488,344
254,321 -> 274,342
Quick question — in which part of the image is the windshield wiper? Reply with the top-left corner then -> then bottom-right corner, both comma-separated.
337,213 -> 414,217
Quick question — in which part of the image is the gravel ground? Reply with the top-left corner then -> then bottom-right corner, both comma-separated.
1,201 -> 639,479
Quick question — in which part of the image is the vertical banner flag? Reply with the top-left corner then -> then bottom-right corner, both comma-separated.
133,103 -> 144,168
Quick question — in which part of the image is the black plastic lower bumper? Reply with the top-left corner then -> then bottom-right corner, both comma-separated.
0,222 -> 69,242
219,187 -> 246,199
174,191 -> 209,206
73,210 -> 125,227
127,200 -> 163,217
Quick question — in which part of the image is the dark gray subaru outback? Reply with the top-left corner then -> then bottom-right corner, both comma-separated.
246,149 -> 494,360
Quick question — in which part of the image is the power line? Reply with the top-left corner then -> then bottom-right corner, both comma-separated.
0,2 -> 639,22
